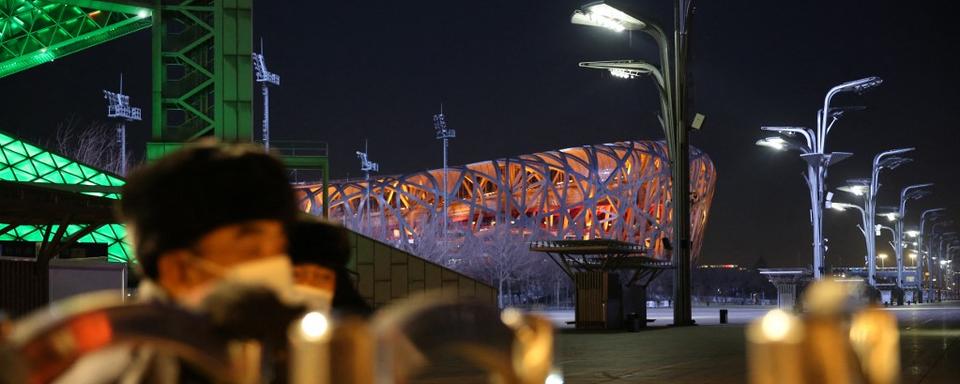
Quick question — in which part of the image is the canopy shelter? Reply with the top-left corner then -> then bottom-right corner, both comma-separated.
530,239 -> 672,329
0,178 -> 120,317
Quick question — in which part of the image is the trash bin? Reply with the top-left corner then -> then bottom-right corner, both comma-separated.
626,312 -> 643,332
719,309 -> 728,324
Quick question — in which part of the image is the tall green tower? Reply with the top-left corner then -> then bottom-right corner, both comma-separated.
148,0 -> 253,159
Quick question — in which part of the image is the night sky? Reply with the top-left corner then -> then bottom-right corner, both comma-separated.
2,1 -> 959,268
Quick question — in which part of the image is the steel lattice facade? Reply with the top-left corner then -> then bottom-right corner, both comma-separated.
295,141 -> 716,262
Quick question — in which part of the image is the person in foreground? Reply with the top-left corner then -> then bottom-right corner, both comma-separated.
58,142 -> 305,383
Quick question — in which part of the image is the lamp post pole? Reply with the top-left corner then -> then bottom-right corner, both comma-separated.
863,149 -> 913,285
759,77 -> 881,280
571,0 -> 695,325
917,208 -> 945,302
929,223 -> 953,300
895,184 -> 933,289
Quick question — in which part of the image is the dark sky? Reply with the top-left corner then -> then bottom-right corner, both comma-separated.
2,1 -> 959,268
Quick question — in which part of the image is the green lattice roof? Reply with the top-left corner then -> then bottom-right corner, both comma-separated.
0,131 -> 131,262
1,1 -> 153,79
0,131 -> 125,197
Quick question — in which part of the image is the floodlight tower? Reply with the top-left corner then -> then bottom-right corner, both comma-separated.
433,106 -> 456,238
103,73 -> 142,175
356,141 -> 379,233
252,40 -> 280,151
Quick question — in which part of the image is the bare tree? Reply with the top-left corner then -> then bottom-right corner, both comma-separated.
400,216 -> 457,266
49,116 -> 131,175
461,224 -> 540,307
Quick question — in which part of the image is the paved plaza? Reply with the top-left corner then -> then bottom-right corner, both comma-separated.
413,303 -> 960,383
552,303 -> 960,383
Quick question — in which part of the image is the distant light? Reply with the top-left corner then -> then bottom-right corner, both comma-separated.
906,230 -> 920,238
137,9 -> 149,18
879,253 -> 888,260
87,10 -> 101,17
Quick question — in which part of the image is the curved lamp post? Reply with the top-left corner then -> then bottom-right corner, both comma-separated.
758,76 -> 881,280
571,0 -> 697,326
895,184 -> 933,288
917,208 -> 946,301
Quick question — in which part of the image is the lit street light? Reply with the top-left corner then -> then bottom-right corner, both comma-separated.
895,183 -> 933,290
879,253 -> 888,268
916,208 -> 946,302
572,0 -> 698,326
758,77 -> 882,280
854,148 -> 914,286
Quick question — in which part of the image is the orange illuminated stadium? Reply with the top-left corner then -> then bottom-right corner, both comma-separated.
294,140 -> 716,262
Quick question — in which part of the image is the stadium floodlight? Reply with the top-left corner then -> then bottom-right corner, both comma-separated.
252,39 -> 280,151
103,73 -> 141,176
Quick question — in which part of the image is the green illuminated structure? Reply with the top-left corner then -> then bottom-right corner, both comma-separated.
147,0 -> 254,159
0,131 -> 130,262
0,0 -> 152,78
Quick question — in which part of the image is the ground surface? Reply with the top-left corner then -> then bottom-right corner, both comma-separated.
412,302 -> 960,383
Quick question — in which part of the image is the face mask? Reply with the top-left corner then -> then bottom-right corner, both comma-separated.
182,255 -> 295,308
293,285 -> 334,311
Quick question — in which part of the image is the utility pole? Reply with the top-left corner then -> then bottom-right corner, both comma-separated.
103,73 -> 141,175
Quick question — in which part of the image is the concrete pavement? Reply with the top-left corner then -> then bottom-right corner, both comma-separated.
411,303 -> 960,383
551,303 -> 960,383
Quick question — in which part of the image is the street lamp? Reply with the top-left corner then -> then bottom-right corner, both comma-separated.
929,222 -> 955,300
936,234 -> 958,298
579,60 -> 670,120
879,253 -> 888,268
572,0 -> 697,326
856,148 -> 914,285
895,183 -> 933,289
916,208 -> 945,302
760,125 -> 852,281
759,76 -> 882,280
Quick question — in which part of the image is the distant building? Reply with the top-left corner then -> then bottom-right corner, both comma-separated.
295,140 -> 716,262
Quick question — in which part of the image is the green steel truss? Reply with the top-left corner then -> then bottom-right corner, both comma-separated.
0,131 -> 131,262
0,0 -> 152,79
148,0 -> 253,160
